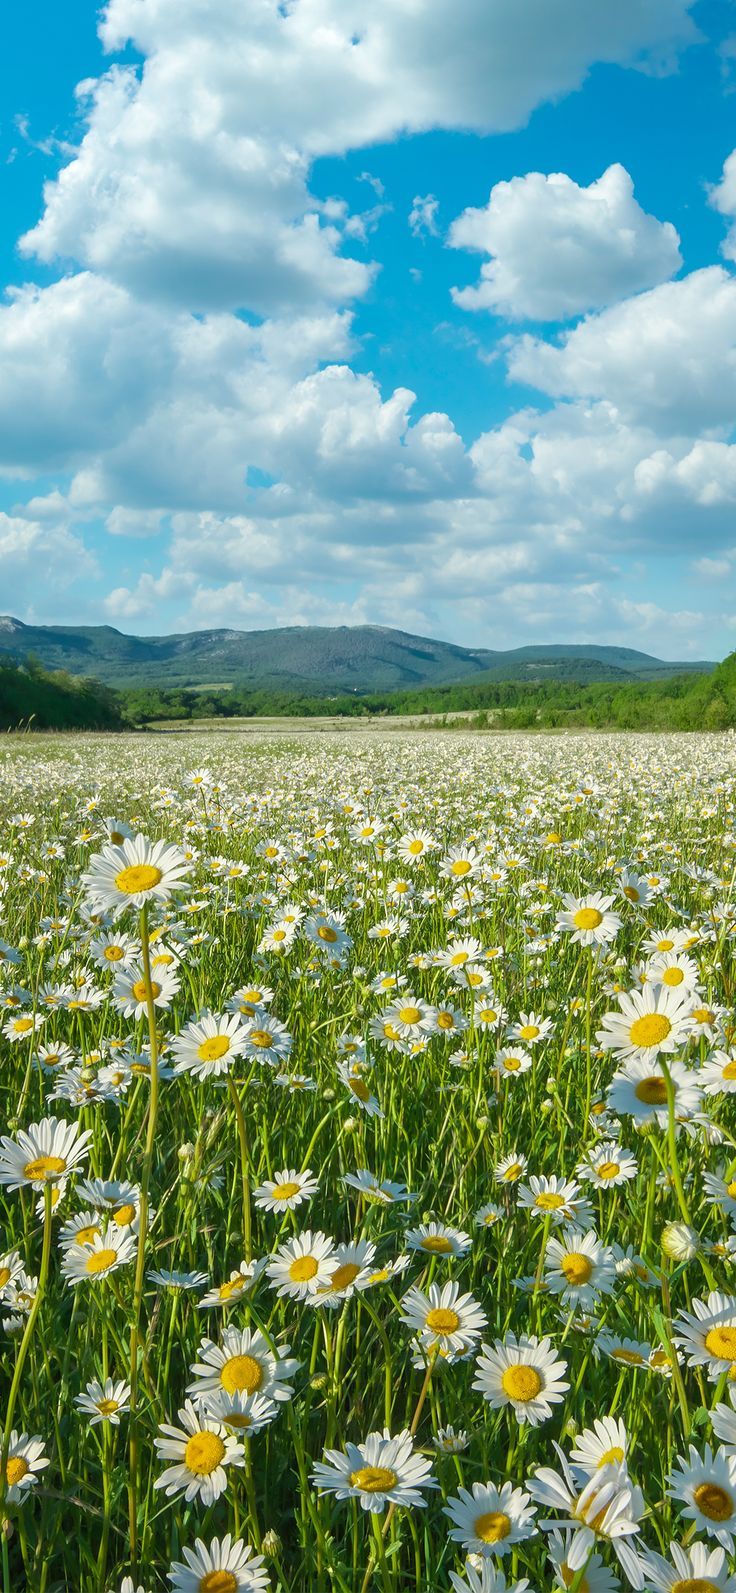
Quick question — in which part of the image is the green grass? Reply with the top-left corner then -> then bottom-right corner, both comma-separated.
0,729 -> 734,1591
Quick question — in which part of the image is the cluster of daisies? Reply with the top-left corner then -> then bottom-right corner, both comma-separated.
0,731 -> 735,1591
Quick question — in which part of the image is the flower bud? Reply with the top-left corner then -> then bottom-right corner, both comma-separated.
261,1529 -> 282,1559
661,1221 -> 700,1261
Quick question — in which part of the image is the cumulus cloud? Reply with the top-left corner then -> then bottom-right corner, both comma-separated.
0,512 -> 96,612
449,164 -> 681,319
508,267 -> 736,431
409,195 -> 440,238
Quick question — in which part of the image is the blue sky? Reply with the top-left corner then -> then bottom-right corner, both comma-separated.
2,0 -> 736,657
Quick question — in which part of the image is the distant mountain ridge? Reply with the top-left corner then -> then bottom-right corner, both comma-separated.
0,616 -> 716,692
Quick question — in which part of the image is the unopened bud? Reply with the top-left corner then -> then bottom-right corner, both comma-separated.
343,1117 -> 358,1133
661,1221 -> 700,1261
261,1529 -> 282,1558
178,1142 -> 195,1163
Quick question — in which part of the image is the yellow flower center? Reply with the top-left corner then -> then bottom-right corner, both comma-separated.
329,1262 -> 361,1291
502,1056 -> 521,1071
349,1078 -> 370,1102
220,1354 -> 263,1394
349,1466 -> 397,1493
598,1445 -> 625,1466
502,1163 -> 522,1181
104,946 -> 124,961
450,950 -> 469,965
184,1431 -> 226,1476
501,1364 -> 543,1402
656,938 -> 675,951
113,1204 -> 136,1226
272,1181 -> 301,1201
634,1075 -> 668,1105
691,1007 -> 713,1023
75,1224 -> 101,1245
23,1154 -> 66,1180
317,925 -> 337,942
662,967 -> 684,986
408,840 -> 424,854
474,1510 -> 511,1544
420,1236 -> 452,1253
535,1192 -> 565,1210
97,1398 -> 119,1415
437,1011 -> 455,1029
218,1278 -> 245,1300
114,864 -> 162,894
612,1348 -> 644,1364
0,1268 -> 9,1288
5,1457 -> 29,1487
249,1030 -> 273,1048
722,1061 -> 736,1081
623,885 -> 640,901
289,1256 -> 318,1283
13,1018 -> 34,1033
133,979 -> 160,1001
573,908 -> 603,930
629,1013 -> 671,1048
399,1006 -> 421,1024
561,1252 -> 593,1285
693,1482 -> 733,1522
597,1162 -> 620,1180
671,1581 -> 721,1593
86,1248 -> 118,1275
451,859 -> 471,875
425,1307 -> 460,1334
197,1035 -> 231,1063
518,1024 -> 540,1040
705,1326 -> 736,1362
199,1572 -> 238,1593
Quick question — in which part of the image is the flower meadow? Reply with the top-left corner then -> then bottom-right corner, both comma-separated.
2,729 -> 736,1593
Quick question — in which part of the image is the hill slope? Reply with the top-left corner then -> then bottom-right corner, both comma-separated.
0,617 -> 716,691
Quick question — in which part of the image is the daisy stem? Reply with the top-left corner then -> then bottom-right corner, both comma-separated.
660,1057 -> 717,1290
583,945 -> 594,1137
127,901 -> 160,1570
0,1182 -> 53,1523
226,1074 -> 252,1261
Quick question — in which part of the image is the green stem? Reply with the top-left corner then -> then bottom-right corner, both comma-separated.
226,1075 -> 252,1260
127,903 -> 160,1571
0,1184 -> 53,1519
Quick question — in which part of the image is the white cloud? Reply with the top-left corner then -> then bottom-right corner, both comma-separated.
0,512 -> 96,613
409,195 -> 440,238
508,267 -> 736,431
20,0 -> 697,312
449,164 -> 680,319
709,148 -> 736,261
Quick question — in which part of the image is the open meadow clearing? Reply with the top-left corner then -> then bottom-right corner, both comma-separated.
2,728 -> 736,1593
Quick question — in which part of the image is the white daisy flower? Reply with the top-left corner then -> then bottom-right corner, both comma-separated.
172,1012 -> 248,1079
556,893 -> 621,946
187,1327 -> 299,1404
154,1400 -> 245,1505
597,984 -> 696,1062
473,1334 -> 569,1427
0,1116 -> 91,1191
197,1260 -> 267,1310
444,1480 -> 537,1556
62,1224 -> 137,1286
400,1280 -> 487,1357
405,1221 -> 471,1259
75,1378 -> 131,1426
570,1417 -> 628,1477
639,1538 -> 736,1592
3,1431 -> 49,1503
266,1231 -> 336,1299
668,1445 -> 736,1549
167,1533 -> 270,1592
311,1427 -> 436,1513
544,1230 -> 617,1309
673,1292 -> 736,1379
252,1168 -> 318,1212
82,834 -> 191,914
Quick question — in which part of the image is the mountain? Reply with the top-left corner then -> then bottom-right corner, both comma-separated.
0,616 -> 716,693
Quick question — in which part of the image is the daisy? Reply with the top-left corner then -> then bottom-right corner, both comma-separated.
576,1143 -> 638,1188
639,1539 -> 736,1592
597,985 -> 695,1063
440,845 -> 480,883
342,1170 -> 416,1206
528,1449 -> 643,1586
444,1480 -> 537,1556
668,1445 -> 736,1549
545,1530 -> 620,1593
570,1417 -> 628,1476
197,1389 -> 278,1435
405,1221 -> 471,1259
450,1564 -> 532,1593
556,893 -> 621,946
473,1334 -> 569,1427
266,1231 -> 336,1299
701,1051 -> 736,1096
433,1426 -> 469,1454
607,1057 -> 701,1127
198,1259 -> 267,1310
507,1012 -> 553,1047
314,1240 -> 377,1306
82,834 -> 191,914
241,1015 -> 292,1066
172,1013 -> 248,1080
0,1116 -> 91,1191
673,1292 -> 736,1379
381,995 -> 436,1040
356,1255 -> 411,1291
147,1269 -> 208,1292
647,950 -> 701,993
396,830 -> 436,865
594,1333 -> 652,1371
112,961 -> 180,1019
89,931 -> 138,969
337,1062 -> 383,1116
187,1325 -> 299,1405
0,1250 -> 24,1294
400,1280 -> 487,1357
494,1047 -> 532,1079
3,1432 -> 49,1503
253,1168 -> 318,1212
167,1534 -> 270,1592
3,1011 -> 45,1044
75,1378 -> 131,1426
544,1230 -> 617,1309
62,1225 -> 136,1285
495,1153 -> 528,1185
517,1177 -> 592,1228
311,1427 -> 436,1513
154,1401 -> 245,1505
475,1203 -> 503,1229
